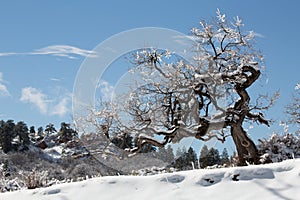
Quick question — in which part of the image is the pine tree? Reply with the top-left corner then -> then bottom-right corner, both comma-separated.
220,148 -> 230,166
173,147 -> 198,170
37,126 -> 44,139
59,122 -> 77,143
156,145 -> 175,164
111,133 -> 133,149
14,121 -> 30,150
156,147 -> 168,161
174,147 -> 185,170
45,123 -> 56,135
206,148 -> 221,166
186,147 -> 198,169
199,145 -> 209,168
166,145 -> 175,163
0,120 -> 16,153
29,126 -> 35,134
199,146 -> 222,168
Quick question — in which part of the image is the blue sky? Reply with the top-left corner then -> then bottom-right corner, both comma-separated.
0,0 -> 299,139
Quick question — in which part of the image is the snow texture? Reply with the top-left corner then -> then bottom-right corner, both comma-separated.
0,159 -> 299,200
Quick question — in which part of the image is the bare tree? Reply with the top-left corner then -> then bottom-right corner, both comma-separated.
82,10 -> 277,166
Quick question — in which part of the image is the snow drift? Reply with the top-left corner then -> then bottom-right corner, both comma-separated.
1,159 -> 299,200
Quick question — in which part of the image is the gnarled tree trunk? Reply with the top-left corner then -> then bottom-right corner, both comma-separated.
231,124 -> 259,165
226,66 -> 263,165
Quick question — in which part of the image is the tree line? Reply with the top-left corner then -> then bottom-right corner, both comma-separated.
173,145 -> 231,170
0,120 -> 77,153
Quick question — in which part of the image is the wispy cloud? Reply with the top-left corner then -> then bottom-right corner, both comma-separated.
32,45 -> 98,59
253,32 -> 265,38
20,87 -> 71,117
0,45 -> 97,59
0,72 -> 10,97
0,52 -> 17,56
50,78 -> 61,82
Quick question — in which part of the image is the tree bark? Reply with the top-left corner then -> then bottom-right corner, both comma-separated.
228,66 -> 262,165
231,124 -> 259,165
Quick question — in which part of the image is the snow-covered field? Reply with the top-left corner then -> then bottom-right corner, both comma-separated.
1,159 -> 299,200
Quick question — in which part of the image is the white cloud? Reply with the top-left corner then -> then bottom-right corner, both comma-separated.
0,72 -> 10,97
0,45 -> 97,59
98,80 -> 114,101
51,97 -> 70,117
20,87 -> 49,114
20,86 -> 71,117
0,84 -> 9,96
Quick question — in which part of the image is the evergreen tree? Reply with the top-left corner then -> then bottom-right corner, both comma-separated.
174,147 -> 185,170
186,147 -> 198,169
206,148 -> 221,166
156,147 -> 168,160
173,147 -> 197,170
166,145 -> 175,163
14,121 -> 30,150
111,133 -> 133,149
29,126 -> 35,134
175,147 -> 183,159
37,126 -> 44,139
0,120 -> 16,153
174,156 -> 185,170
45,123 -> 56,135
199,145 -> 209,168
29,126 -> 36,140
199,146 -> 222,168
156,146 -> 175,164
220,148 -> 230,166
59,122 -> 77,143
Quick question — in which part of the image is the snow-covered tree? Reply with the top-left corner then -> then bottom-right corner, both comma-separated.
258,132 -> 300,163
82,10 -> 276,166
128,10 -> 276,165
286,83 -> 300,135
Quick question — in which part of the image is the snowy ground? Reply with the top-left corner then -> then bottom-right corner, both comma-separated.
1,159 -> 299,200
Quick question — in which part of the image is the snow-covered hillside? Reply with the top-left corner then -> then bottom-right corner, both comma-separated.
0,159 -> 299,200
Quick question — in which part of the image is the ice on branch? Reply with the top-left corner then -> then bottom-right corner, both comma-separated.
234,16 -> 244,27
216,8 -> 226,23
